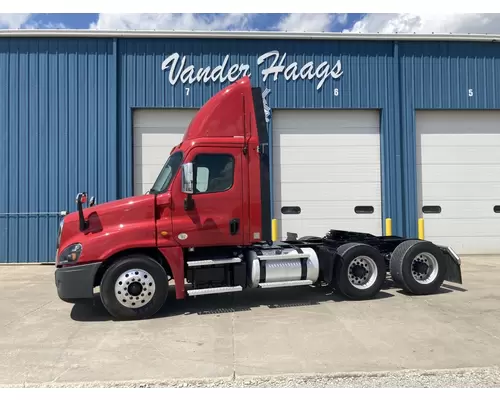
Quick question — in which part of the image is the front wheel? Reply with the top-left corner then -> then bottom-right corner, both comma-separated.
100,255 -> 169,320
333,243 -> 386,300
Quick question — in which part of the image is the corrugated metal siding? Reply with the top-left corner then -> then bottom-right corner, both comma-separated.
0,38 -> 117,263
399,41 -> 500,236
118,38 -> 395,109
3,36 -> 500,262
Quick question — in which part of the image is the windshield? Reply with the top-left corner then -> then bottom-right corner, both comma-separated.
149,151 -> 183,194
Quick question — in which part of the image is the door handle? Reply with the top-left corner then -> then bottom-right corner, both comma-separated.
230,218 -> 240,236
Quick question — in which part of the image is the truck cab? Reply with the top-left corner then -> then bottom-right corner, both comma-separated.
54,76 -> 462,320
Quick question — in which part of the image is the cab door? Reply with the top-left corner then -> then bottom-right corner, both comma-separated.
170,146 -> 245,248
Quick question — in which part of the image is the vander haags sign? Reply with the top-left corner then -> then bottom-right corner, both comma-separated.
161,50 -> 344,91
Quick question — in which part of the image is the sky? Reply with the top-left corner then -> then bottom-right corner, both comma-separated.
2,13 -> 500,34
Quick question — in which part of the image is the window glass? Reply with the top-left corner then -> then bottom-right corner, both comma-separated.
149,151 -> 183,194
194,154 -> 234,194
196,167 -> 209,192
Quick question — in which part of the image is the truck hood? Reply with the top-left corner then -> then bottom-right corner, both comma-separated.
58,193 -> 157,262
64,194 -> 155,226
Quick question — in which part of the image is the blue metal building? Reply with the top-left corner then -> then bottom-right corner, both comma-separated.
1,30 -> 500,263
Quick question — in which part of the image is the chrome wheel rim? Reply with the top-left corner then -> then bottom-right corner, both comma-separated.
114,268 -> 156,308
347,256 -> 378,289
411,252 -> 439,284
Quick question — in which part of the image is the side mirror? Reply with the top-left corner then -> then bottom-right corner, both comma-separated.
75,192 -> 89,231
89,196 -> 96,207
181,163 -> 194,194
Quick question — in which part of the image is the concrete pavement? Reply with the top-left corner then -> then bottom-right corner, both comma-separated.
1,255 -> 500,386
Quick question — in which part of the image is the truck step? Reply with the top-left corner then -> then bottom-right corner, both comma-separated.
187,257 -> 242,267
257,253 -> 310,261
258,280 -> 313,289
187,286 -> 243,296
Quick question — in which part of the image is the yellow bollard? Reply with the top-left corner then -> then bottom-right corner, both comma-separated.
271,219 -> 278,241
385,218 -> 392,236
418,218 -> 425,240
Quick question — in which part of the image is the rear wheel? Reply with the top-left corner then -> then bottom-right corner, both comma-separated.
334,243 -> 386,300
100,255 -> 169,320
389,240 -> 447,295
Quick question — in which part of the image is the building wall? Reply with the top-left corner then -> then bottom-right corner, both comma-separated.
0,38 -> 117,263
0,36 -> 499,262
397,40 -> 500,235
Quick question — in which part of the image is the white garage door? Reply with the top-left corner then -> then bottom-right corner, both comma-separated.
133,109 -> 198,195
272,109 -> 382,240
417,110 -> 500,255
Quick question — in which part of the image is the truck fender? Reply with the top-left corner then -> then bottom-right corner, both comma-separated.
158,246 -> 186,300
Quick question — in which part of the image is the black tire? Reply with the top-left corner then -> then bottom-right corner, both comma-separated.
333,243 -> 386,300
100,255 -> 169,320
389,240 -> 447,295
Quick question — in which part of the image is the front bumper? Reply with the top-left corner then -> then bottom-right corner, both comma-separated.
54,262 -> 101,303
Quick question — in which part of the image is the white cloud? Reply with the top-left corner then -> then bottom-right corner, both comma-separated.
90,13 -> 350,33
90,13 -> 254,31
0,13 -> 31,29
275,14 -> 340,32
346,13 -> 500,34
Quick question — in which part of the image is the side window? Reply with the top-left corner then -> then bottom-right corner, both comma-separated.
193,154 -> 234,194
196,167 -> 209,192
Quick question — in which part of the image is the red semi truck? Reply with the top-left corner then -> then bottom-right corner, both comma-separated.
54,76 -> 463,320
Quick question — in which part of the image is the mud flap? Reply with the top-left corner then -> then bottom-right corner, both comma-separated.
444,256 -> 463,284
314,245 -> 342,286
438,246 -> 463,285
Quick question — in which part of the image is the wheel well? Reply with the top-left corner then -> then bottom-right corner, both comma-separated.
93,248 -> 172,287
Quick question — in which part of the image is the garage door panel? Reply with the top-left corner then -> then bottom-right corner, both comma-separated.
277,147 -> 380,165
279,213 -> 382,222
422,182 -> 500,200
275,127 -> 378,135
275,182 -> 380,202
275,200 -> 382,220
418,133 -> 500,147
275,134 -> 380,147
420,164 -> 500,183
134,146 -> 172,167
275,218 -> 382,240
134,183 -> 150,196
421,200 -> 499,219
133,164 -> 165,186
134,109 -> 197,127
275,165 -> 381,183
417,110 -> 500,255
273,110 -> 379,131
422,236 -> 500,255
133,109 -> 198,196
417,110 -> 500,134
418,147 -> 500,165
273,109 -> 382,237
424,219 -> 499,238
135,132 -> 185,147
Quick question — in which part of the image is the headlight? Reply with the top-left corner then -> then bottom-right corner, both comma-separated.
58,243 -> 83,264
